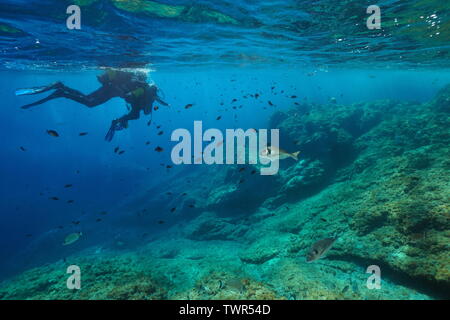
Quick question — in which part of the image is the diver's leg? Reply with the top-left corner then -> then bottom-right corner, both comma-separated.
58,85 -> 115,108
117,108 -> 141,127
21,85 -> 115,109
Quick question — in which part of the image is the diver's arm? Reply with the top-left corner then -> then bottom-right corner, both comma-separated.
156,96 -> 169,106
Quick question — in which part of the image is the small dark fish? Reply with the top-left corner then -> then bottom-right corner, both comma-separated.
100,211 -> 108,215
342,285 -> 350,293
50,197 -> 59,201
19,146 -> 26,152
181,193 -> 187,196
79,132 -> 88,136
255,93 -> 260,99
166,165 -> 173,169
145,141 -> 151,145
238,168 -> 246,172
155,146 -> 163,152
64,184 -> 73,188
158,131 -> 164,136
239,179 -> 245,184
268,101 -> 274,106
156,125 -> 161,129
231,99 -> 237,103
188,204 -> 195,208
216,116 -> 222,120
114,147 -> 120,153
67,200 -> 74,204
320,218 -> 327,222
47,130 -> 59,137
96,218 -> 102,222
251,170 -> 256,175
185,104 -> 194,109
306,237 -> 337,262
147,120 -> 152,126
158,220 -> 165,224
170,207 -> 176,213
72,221 -> 80,225
118,150 -> 125,155
291,95 -> 297,99
154,106 -> 159,111
166,192 -> 173,196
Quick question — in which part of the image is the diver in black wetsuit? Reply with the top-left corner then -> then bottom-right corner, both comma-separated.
16,69 -> 169,141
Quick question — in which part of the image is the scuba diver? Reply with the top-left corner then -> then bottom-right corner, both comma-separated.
15,69 -> 169,141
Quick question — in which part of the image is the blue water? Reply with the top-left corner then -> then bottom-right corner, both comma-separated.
0,0 -> 449,300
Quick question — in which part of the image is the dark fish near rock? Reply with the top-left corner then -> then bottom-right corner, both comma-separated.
306,237 -> 337,262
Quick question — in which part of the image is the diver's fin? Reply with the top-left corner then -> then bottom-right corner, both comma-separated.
15,82 -> 62,96
105,125 -> 116,142
15,87 -> 49,96
105,121 -> 125,142
20,90 -> 63,109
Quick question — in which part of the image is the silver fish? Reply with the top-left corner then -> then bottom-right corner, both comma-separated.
260,146 -> 300,161
306,237 -> 336,262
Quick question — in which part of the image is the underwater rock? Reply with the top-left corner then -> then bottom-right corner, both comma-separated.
240,234 -> 292,265
106,275 -> 167,300
431,84 -> 450,113
184,213 -> 248,241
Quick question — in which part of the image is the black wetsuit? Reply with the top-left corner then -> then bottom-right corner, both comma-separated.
20,70 -> 168,129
